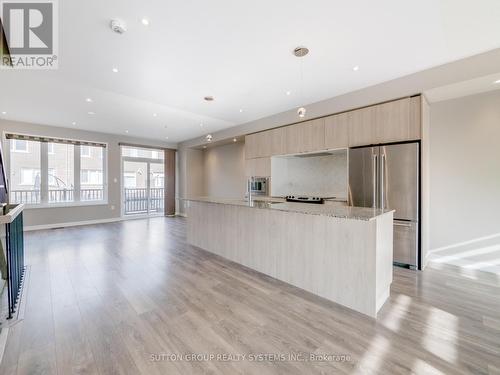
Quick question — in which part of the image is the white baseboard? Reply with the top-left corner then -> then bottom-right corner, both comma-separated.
24,217 -> 123,231
24,214 -> 186,231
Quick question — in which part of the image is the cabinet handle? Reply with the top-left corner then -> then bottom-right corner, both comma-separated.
394,222 -> 412,228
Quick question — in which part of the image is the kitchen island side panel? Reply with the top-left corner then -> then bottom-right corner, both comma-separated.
186,200 -> 393,317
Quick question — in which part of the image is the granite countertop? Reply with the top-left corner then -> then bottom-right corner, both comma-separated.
183,197 -> 393,221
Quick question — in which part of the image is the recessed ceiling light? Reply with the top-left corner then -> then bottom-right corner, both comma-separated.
353,66 -> 360,71
494,79 -> 500,84
87,111 -> 95,115
206,134 -> 213,142
165,136 -> 169,140
112,67 -> 119,73
1,111 -> 6,115
72,121 -> 76,125
141,18 -> 150,26
200,123 -> 204,127
286,91 -> 291,96
239,109 -> 243,113
233,138 -> 237,142
203,146 -> 207,149
153,113 -> 157,117
85,98 -> 93,103
125,130 -> 129,133
204,96 -> 214,102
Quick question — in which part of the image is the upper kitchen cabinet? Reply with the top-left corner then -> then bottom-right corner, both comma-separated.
269,127 -> 286,156
348,96 -> 422,147
285,118 -> 325,154
245,133 -> 258,159
245,157 -> 271,177
324,113 -> 349,150
348,106 -> 377,147
409,95 -> 422,140
374,97 -> 411,143
245,132 -> 271,159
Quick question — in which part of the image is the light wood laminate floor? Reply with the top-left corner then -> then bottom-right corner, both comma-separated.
1,217 -> 499,375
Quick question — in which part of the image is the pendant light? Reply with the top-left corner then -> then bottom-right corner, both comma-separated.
294,46 -> 309,118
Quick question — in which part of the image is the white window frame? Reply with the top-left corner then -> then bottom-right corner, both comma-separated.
6,133 -> 108,208
47,143 -> 54,154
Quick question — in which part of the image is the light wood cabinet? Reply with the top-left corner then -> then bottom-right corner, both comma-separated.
285,118 -> 325,154
245,133 -> 258,159
325,113 -> 349,149
269,127 -> 286,156
247,96 -> 422,158
374,97 -> 411,143
245,157 -> 271,177
256,131 -> 271,158
348,106 -> 377,147
245,131 -> 272,158
409,95 -> 422,140
348,96 -> 422,146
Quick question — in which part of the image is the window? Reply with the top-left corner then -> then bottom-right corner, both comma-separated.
48,143 -> 74,203
122,146 -> 164,159
152,173 -> 164,188
80,146 -> 104,201
9,140 -> 41,204
123,172 -> 137,188
12,140 -> 28,152
20,168 -> 40,185
81,146 -> 91,157
81,170 -> 103,185
8,136 -> 107,205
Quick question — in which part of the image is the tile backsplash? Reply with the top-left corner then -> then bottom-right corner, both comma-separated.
271,151 -> 348,198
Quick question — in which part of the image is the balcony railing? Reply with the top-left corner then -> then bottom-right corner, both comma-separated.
10,188 -> 164,215
10,188 -> 104,204
124,188 -> 164,215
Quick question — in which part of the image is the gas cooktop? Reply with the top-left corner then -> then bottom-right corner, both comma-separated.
285,196 -> 328,204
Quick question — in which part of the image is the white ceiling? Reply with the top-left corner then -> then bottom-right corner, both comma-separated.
1,0 -> 500,143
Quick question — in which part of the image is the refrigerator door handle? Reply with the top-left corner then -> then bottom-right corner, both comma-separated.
380,153 -> 386,209
372,154 -> 377,208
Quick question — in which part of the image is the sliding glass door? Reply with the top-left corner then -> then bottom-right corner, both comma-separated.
121,146 -> 164,216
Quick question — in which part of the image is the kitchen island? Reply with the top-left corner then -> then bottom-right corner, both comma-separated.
185,198 -> 394,318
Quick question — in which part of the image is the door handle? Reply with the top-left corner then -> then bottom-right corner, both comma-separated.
372,154 -> 377,208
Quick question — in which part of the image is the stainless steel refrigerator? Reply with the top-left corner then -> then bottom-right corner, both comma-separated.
349,142 -> 419,269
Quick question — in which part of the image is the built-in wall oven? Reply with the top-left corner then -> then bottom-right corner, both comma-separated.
248,177 -> 269,196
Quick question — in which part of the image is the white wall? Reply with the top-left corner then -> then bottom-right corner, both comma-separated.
271,151 -> 348,198
428,90 -> 500,274
177,147 -> 205,214
204,142 -> 246,199
0,119 -> 176,227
